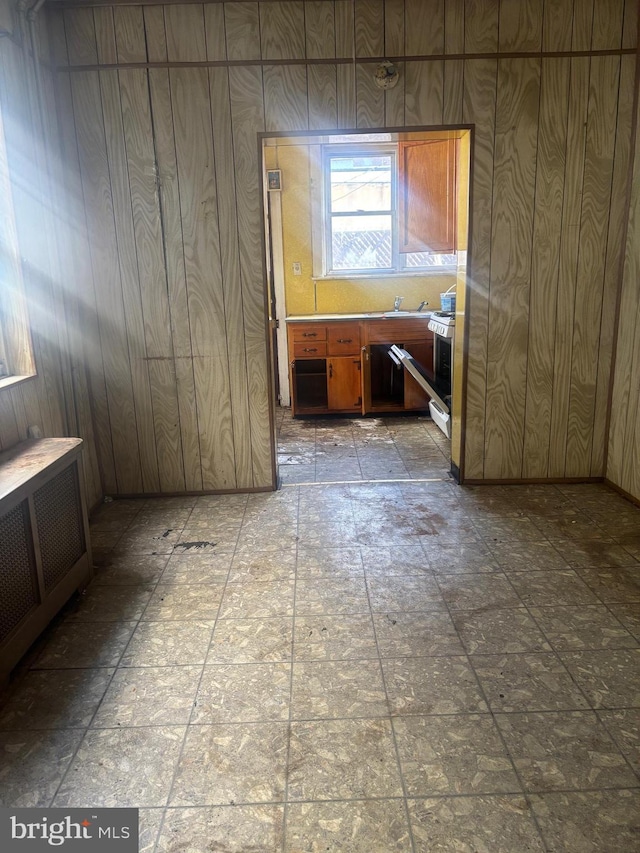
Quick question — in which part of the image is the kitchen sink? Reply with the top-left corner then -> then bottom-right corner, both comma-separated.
380,311 -> 433,318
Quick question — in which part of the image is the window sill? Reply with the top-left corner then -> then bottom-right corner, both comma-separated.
313,269 -> 456,282
0,373 -> 36,393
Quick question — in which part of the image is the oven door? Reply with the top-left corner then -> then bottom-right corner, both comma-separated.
389,345 -> 450,416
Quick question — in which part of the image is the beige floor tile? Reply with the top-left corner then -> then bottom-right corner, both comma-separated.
142,584 -> 223,621
367,575 -> 446,612
121,621 -> 215,667
192,663 -> 291,723
157,805 -> 284,852
291,659 -> 387,719
284,800 -> 412,852
64,585 -> 155,622
597,709 -> 640,777
114,527 -> 183,555
452,608 -> 551,655
437,573 -> 522,610
559,648 -> 640,708
0,668 -> 113,730
487,541 -> 570,572
160,552 -> 231,585
0,729 -> 84,807
424,541 -> 500,573
92,666 -> 202,727
383,656 -> 488,715
31,622 -> 136,670
295,577 -> 370,615
53,726 -> 185,807
138,808 -> 165,853
577,566 -> 640,602
495,711 -> 636,791
360,545 -> 428,576
471,653 -> 590,713
92,554 -> 169,586
373,611 -> 464,657
606,602 -> 640,640
530,790 -> 640,853
408,795 -> 545,853
508,570 -> 600,606
207,618 -> 293,664
394,714 -> 521,796
293,613 -> 378,661
287,718 -> 403,800
219,580 -> 295,619
228,549 -> 296,583
170,723 -> 288,806
296,546 -> 364,577
529,605 -> 638,650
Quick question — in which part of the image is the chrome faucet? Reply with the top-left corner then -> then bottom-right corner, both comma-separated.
416,301 -> 429,312
394,296 -> 404,312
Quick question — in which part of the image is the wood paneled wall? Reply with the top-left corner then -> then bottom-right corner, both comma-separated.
608,77 -> 640,503
43,0 -> 638,490
0,22 -> 102,507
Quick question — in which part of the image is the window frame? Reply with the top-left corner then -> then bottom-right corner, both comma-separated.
319,142 -> 457,279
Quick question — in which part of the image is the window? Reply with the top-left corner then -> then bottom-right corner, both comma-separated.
321,141 -> 457,277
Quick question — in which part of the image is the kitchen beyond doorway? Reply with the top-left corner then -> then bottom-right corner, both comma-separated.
276,408 -> 450,485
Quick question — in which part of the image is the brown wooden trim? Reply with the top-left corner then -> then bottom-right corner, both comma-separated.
110,486 -> 275,501
602,5 -> 640,477
462,477 -> 604,486
458,125 -> 476,487
604,477 -> 640,508
54,49 -> 637,74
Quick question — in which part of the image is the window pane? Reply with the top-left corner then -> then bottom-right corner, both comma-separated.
331,214 -> 392,270
330,156 -> 392,213
403,251 -> 457,268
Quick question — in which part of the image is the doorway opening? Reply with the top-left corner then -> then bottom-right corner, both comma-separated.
261,127 -> 472,486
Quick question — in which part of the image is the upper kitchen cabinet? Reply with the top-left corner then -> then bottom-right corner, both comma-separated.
399,139 -> 457,254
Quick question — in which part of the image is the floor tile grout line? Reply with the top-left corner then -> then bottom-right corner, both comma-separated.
430,568 -> 552,853
281,481 -> 302,851
593,707 -> 640,783
365,553 -> 418,853
153,494 -> 249,850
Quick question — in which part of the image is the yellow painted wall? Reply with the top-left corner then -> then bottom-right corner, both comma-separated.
272,137 -> 459,317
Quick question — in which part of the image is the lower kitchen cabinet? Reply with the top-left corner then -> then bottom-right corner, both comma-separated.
288,317 -> 433,417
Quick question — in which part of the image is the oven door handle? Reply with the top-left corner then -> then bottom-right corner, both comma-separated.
390,345 -> 450,415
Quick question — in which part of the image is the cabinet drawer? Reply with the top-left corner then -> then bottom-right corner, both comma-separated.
291,324 -> 327,342
327,322 -> 361,355
365,319 -> 432,343
293,341 -> 327,357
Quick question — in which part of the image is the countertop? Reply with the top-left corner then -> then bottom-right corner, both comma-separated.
286,311 -> 434,321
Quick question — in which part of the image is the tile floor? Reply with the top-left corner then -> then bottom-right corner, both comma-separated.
0,411 -> 639,851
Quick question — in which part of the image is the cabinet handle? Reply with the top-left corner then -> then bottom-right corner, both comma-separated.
302,347 -> 318,353
329,363 -> 333,378
336,338 -> 353,344
302,332 -> 317,338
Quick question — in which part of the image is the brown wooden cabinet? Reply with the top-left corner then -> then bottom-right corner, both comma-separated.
288,317 -> 433,416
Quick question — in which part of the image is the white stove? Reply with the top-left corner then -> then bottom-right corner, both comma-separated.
428,311 -> 456,339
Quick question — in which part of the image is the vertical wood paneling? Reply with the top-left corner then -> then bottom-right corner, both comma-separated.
228,65 -> 274,487
572,0 -> 595,50
119,68 -> 185,492
209,66 -> 253,487
385,61 -> 405,127
94,8 -> 117,65
355,0 -> 383,57
169,67 -> 237,489
260,1 -> 306,60
405,61 -> 444,125
591,55 -> 635,476
548,57 -> 590,477
165,4 -> 206,63
70,71 -> 143,493
64,8 -> 98,66
356,64 -> 384,127
204,4 -> 227,61
499,0 -> 543,51
384,0 -> 404,56
591,0 -> 624,50
308,64 -> 338,129
264,65 -> 309,131
305,0 -> 336,59
542,0 -> 573,51
565,55 -> 620,477
405,0 -> 444,55
99,69 -> 160,493
147,68 -> 203,490
445,0 -> 465,53
143,6 -> 167,62
462,58 -> 497,479
443,60 -> 464,124
622,0 -> 639,49
464,0 -> 499,53
114,7 -> 146,64
335,0 -> 355,126
522,58 -> 569,478
484,58 -> 540,479
224,2 -> 261,61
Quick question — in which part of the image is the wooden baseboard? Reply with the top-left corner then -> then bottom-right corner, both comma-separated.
604,479 -> 640,509
461,477 -> 604,486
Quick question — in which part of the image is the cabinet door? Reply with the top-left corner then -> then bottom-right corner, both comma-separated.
403,340 -> 434,410
327,357 -> 361,412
